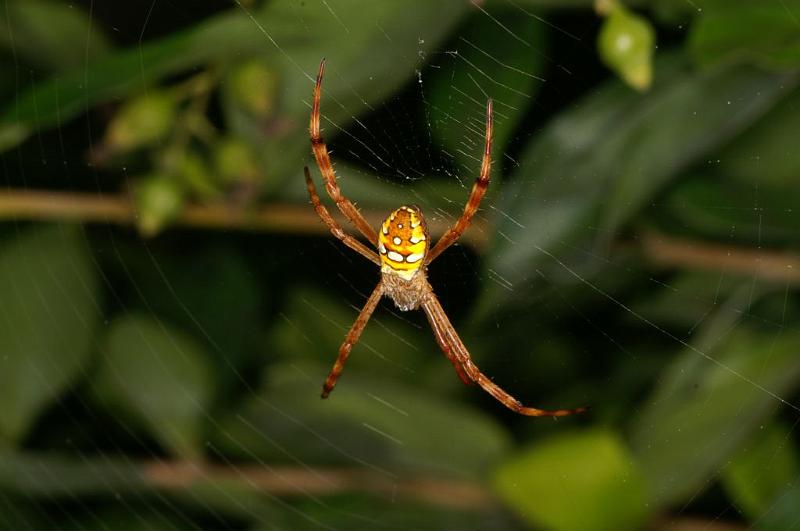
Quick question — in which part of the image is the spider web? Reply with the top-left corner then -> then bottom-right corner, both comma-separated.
0,0 -> 799,530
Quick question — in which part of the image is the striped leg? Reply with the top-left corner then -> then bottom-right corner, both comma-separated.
422,294 -> 587,417
422,298 -> 472,386
425,99 -> 493,264
304,167 -> 380,266
310,59 -> 378,245
321,282 -> 384,398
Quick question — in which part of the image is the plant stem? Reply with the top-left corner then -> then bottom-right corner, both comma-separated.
0,189 -> 489,248
640,230 -> 800,285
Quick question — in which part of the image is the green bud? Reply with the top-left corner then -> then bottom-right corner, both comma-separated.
134,174 -> 186,237
228,60 -> 278,117
213,137 -> 260,185
175,150 -> 220,199
105,91 -> 177,153
598,5 -> 655,91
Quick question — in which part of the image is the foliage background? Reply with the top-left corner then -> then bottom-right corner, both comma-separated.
1,0 -> 800,529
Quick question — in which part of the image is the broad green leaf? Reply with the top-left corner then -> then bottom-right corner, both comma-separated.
92,314 -> 213,460
689,0 -> 800,70
721,422 -> 799,520
631,326 -> 800,508
0,224 -> 99,444
0,1 -> 466,154
716,88 -> 800,187
60,508 -> 200,531
427,6 -> 546,176
492,429 -> 649,531
0,0 -> 110,72
754,488 -> 800,531
283,493 -> 509,531
0,496 -> 49,530
126,246 -> 261,382
482,53 -> 798,314
271,286 -> 426,379
665,173 -> 800,245
215,361 -> 510,479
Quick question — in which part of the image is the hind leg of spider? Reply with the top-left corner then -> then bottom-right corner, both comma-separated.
321,282 -> 384,398
305,167 -> 380,266
422,296 -> 587,417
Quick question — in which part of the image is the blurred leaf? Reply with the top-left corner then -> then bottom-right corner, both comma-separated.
132,246 -> 261,379
492,428 -> 648,531
427,6 -> 546,174
0,0 -> 110,72
0,497 -> 48,530
92,314 -> 214,459
0,224 -> 99,445
0,0 -> 466,156
689,0 -> 800,70
716,88 -> 800,187
272,286 -> 425,378
754,487 -> 800,531
282,493 -> 511,531
215,361 -> 510,478
60,507 -> 200,531
665,173 -> 800,245
721,422 -> 799,520
629,271 -> 750,330
631,325 -> 800,508
483,54 -> 798,314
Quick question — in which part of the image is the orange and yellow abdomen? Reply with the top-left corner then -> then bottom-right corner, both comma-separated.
378,206 -> 428,280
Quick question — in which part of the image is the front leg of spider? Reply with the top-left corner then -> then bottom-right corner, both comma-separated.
306,58 -> 587,417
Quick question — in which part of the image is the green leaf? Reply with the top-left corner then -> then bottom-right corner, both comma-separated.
1,1 -> 466,154
482,54 -> 798,314
754,487 -> 800,531
92,314 -> 214,459
631,326 -> 800,508
0,0 -> 110,72
715,88 -> 800,187
427,6 -> 546,175
215,361 -> 511,478
128,246 -> 261,379
665,173 -> 800,245
0,224 -> 99,444
492,428 -> 649,531
689,0 -> 800,70
722,422 -> 799,520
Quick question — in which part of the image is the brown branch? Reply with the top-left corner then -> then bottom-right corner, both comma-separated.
143,461 -> 496,510
640,230 -> 800,284
0,189 -> 488,249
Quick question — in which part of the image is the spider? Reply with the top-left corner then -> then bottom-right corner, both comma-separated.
304,59 -> 587,417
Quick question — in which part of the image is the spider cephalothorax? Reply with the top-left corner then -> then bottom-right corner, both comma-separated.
304,59 -> 587,417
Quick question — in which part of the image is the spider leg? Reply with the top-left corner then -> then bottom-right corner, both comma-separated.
422,295 -> 587,417
321,282 -> 384,398
310,59 -> 379,245
426,99 -> 493,265
305,167 -> 381,266
424,300 -> 472,386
